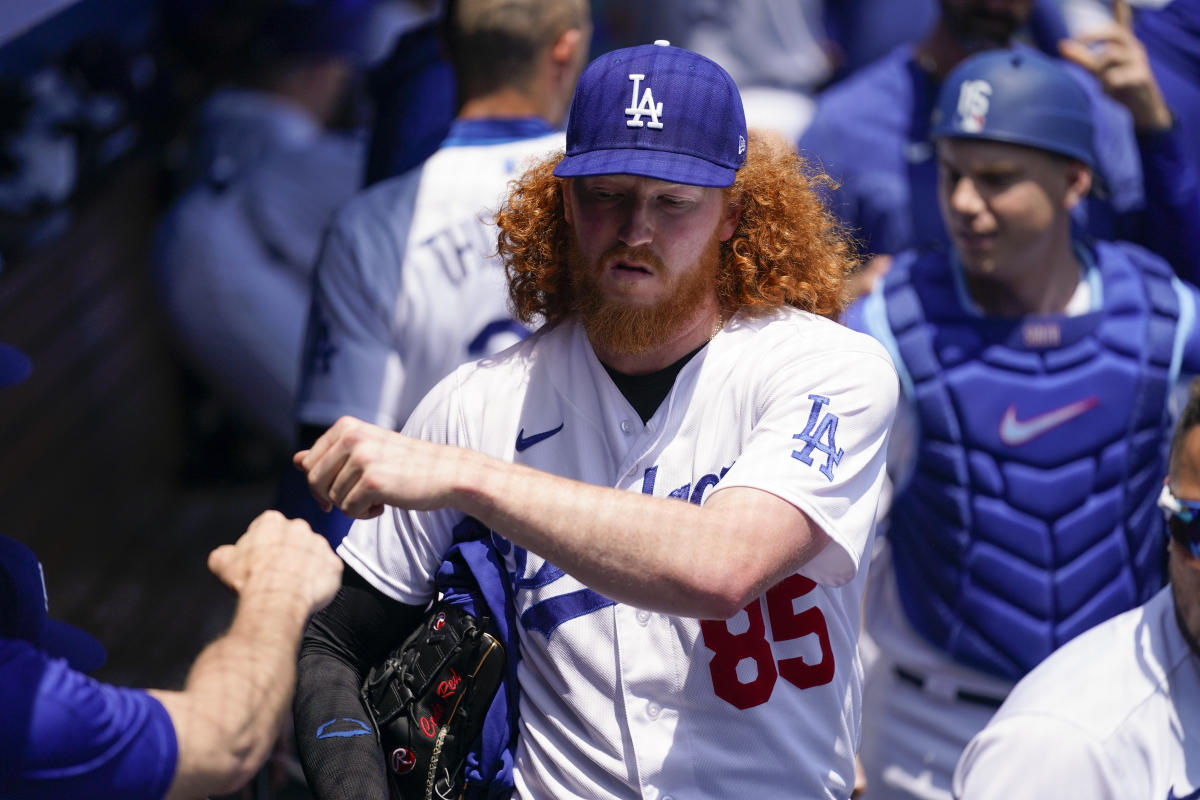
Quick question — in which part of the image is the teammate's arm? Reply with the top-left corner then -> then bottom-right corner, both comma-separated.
1058,0 -> 1172,132
1058,0 -> 1200,282
297,418 -> 845,620
147,512 -> 342,800
292,565 -> 426,799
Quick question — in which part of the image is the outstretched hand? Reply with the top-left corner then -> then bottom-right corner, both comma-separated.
293,416 -> 466,519
1058,0 -> 1172,131
207,510 -> 343,613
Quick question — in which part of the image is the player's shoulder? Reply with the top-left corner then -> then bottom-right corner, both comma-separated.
804,46 -> 915,140
316,168 -> 425,284
1092,239 -> 1200,315
154,181 -> 250,282
995,588 -> 1177,736
422,126 -> 562,175
1094,237 -> 1174,274
729,307 -> 898,377
813,46 -> 912,109
755,306 -> 895,355
249,130 -> 363,189
332,168 -> 424,233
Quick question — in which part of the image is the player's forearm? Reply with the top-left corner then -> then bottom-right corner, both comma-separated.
293,603 -> 393,799
154,583 -> 314,798
294,650 -> 391,799
298,418 -> 828,616
292,573 -> 424,798
451,449 -> 823,618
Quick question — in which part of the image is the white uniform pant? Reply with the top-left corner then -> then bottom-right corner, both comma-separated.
859,651 -> 1004,799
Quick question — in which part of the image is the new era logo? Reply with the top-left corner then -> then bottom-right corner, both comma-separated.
626,73 -> 663,129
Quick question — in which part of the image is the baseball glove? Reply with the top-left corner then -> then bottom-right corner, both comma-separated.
361,601 -> 506,800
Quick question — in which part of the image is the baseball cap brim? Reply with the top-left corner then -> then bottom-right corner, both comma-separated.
0,535 -> 107,673
0,343 -> 31,388
554,148 -> 738,188
42,618 -> 107,672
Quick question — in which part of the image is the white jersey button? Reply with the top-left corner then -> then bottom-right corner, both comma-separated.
647,701 -> 661,719
620,419 -> 634,434
636,609 -> 651,625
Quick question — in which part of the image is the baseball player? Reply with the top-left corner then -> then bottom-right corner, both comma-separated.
291,41 -> 898,799
799,0 -> 1200,285
154,0 -> 369,447
156,134 -> 362,447
285,0 -> 591,540
850,48 -> 1200,799
953,378 -> 1200,798
294,0 -> 590,433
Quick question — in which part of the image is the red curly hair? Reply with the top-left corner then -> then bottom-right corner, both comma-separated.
496,133 -> 859,325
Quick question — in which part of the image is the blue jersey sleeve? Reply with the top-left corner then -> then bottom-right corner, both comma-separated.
1,640 -> 178,800
274,463 -> 353,547
1132,124 -> 1200,284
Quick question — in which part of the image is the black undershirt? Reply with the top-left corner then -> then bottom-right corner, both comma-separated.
602,343 -> 706,423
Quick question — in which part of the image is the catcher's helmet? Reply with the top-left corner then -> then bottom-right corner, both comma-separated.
930,49 -> 1095,168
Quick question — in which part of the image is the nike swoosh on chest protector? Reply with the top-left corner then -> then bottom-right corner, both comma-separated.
997,397 -> 1099,447
515,423 -> 564,452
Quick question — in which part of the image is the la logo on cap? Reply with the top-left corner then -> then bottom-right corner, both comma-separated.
625,73 -> 663,129
955,79 -> 992,133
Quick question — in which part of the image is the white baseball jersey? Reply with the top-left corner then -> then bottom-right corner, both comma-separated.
340,309 -> 899,799
296,118 -> 563,432
953,585 -> 1200,800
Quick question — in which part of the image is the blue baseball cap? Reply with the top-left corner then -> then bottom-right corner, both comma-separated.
0,536 -> 107,672
554,41 -> 748,188
0,342 -> 31,388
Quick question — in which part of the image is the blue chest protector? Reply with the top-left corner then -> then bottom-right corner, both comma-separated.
865,241 -> 1187,679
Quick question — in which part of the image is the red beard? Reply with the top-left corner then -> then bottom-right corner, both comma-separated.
567,235 -> 723,356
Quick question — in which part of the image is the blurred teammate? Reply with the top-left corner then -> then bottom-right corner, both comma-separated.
286,0 -> 591,541
954,378 -> 1200,798
800,0 -> 1199,288
850,48 -> 1200,799
155,0 -> 373,447
292,42 -> 897,798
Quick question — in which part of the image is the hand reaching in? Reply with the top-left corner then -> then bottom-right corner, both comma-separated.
1059,0 -> 1172,131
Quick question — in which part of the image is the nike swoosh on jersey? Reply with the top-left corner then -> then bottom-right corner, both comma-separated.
1168,787 -> 1200,800
997,397 -> 1099,447
515,423 -> 564,452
